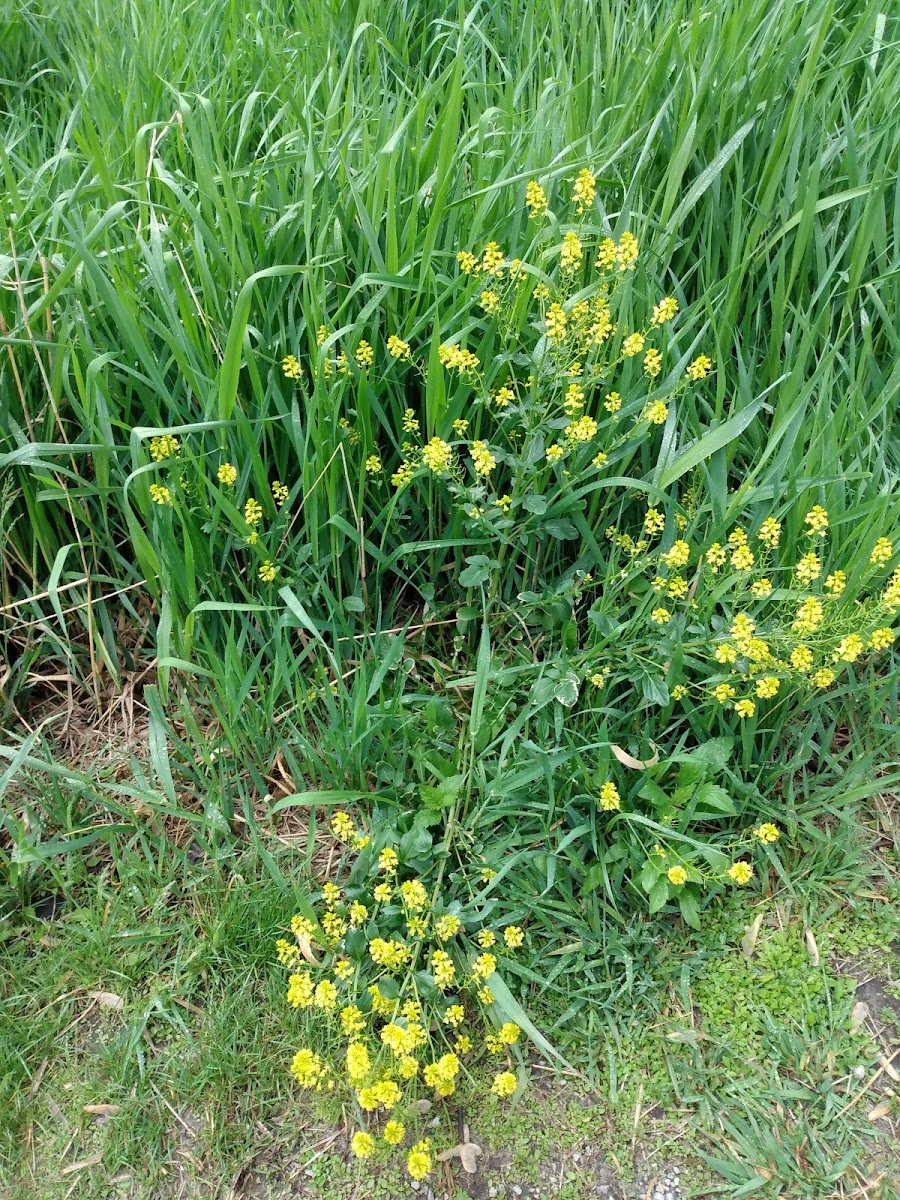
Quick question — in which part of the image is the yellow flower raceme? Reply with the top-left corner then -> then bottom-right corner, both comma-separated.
599,782 -> 621,811
421,437 -> 454,475
560,231 -> 583,272
871,537 -> 893,566
572,168 -> 596,213
651,297 -> 679,325
525,180 -> 549,219
149,434 -> 179,461
217,462 -> 237,485
407,1140 -> 432,1181
728,861 -> 754,885
667,866 -> 687,886
149,484 -> 171,506
686,355 -> 712,380
387,334 -> 411,359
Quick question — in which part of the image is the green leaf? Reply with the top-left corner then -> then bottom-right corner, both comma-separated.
648,876 -> 670,914
678,889 -> 702,930
542,518 -> 578,540
694,783 -> 736,815
656,399 -> 764,489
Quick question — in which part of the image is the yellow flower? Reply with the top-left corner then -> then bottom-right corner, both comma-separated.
734,699 -> 755,719
477,929 -> 496,948
217,462 -> 237,485
731,545 -> 754,571
592,451 -> 608,470
149,484 -> 171,505
599,782 -> 621,811
714,643 -> 738,664
346,1042 -> 371,1081
662,540 -> 690,569
149,434 -> 180,461
727,861 -> 754,886
811,667 -> 835,687
671,684 -> 688,700
496,494 -> 512,512
340,1005 -> 366,1037
751,578 -> 773,599
533,282 -> 550,301
384,1120 -> 405,1146
351,1131 -> 374,1158
790,645 -> 814,672
471,440 -> 496,477
281,354 -> 301,379
406,1140 -> 432,1181
477,986 -> 494,1005
313,980 -> 338,1009
644,347 -> 662,377
378,847 -> 399,873
399,1056 -> 418,1079
754,823 -> 780,843
871,537 -> 893,567
423,1053 -> 461,1097
730,613 -> 756,642
712,683 -> 736,704
349,901 -> 368,926
455,1035 -> 473,1054
870,627 -> 895,650
431,949 -> 455,990
792,596 -> 823,635
258,560 -> 276,583
546,443 -> 565,463
330,810 -> 355,842
650,607 -> 671,625
686,355 -> 712,380
525,180 -> 549,219
399,879 -> 427,910
565,414 -> 598,443
435,914 -> 462,941
758,517 -> 782,547
443,1004 -> 465,1027
833,634 -> 864,663
706,543 -> 727,571
503,925 -> 524,948
643,400 -> 668,425
373,882 -> 392,903
644,508 -> 665,535
369,937 -> 410,970
616,232 -> 639,269
481,241 -> 505,276
387,334 -> 410,359
884,567 -> 900,611
354,340 -> 374,369
244,497 -> 263,525
499,1022 -> 520,1044
825,571 -> 846,596
421,437 -> 454,475
363,455 -> 382,476
290,1048 -> 327,1088
804,505 -> 829,536
438,343 -> 480,374
755,676 -> 780,699
563,382 -> 584,414
623,332 -> 645,357
286,972 -> 314,1008
480,289 -> 501,315
667,866 -> 687,886
560,231 -> 583,272
457,250 -> 480,275
545,304 -> 568,340
572,168 -> 596,213
794,553 -> 821,584
316,325 -> 328,347
651,297 -> 679,325
491,1070 -> 518,1098
272,479 -> 289,507
472,953 -> 496,980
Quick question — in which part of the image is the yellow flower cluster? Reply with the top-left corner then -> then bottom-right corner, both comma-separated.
277,831 -> 532,1180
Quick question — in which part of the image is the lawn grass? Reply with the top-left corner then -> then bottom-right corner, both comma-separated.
2,0 -> 900,1196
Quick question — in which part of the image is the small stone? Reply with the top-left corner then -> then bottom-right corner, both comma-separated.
489,1189 -> 497,1198
573,1152 -> 581,1163
513,1188 -> 523,1197
411,1184 -> 420,1193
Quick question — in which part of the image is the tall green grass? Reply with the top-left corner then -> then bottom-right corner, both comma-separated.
1,0 -> 898,818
